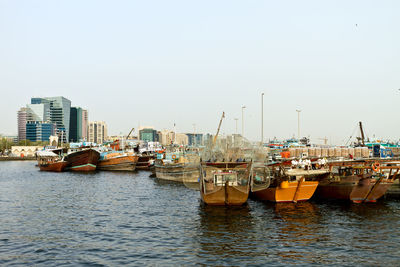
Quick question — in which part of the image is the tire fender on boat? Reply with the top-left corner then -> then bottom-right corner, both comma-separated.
372,162 -> 380,172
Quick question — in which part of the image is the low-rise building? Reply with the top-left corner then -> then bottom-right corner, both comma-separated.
11,146 -> 44,157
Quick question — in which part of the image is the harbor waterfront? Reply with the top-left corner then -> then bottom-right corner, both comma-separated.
1,161 -> 400,265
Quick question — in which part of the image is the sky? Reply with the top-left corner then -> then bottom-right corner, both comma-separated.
0,0 -> 399,145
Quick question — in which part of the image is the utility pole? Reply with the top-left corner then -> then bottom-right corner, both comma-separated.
261,92 -> 264,144
173,123 -> 176,144
296,109 -> 301,140
193,123 -> 196,146
234,118 -> 238,134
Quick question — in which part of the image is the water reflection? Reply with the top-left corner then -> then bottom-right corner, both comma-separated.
270,202 -> 326,263
151,176 -> 186,188
197,204 -> 254,260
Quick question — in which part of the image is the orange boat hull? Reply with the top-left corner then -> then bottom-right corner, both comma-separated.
98,155 -> 138,171
252,181 -> 319,203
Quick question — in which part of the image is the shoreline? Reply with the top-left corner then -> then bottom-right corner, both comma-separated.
0,157 -> 36,161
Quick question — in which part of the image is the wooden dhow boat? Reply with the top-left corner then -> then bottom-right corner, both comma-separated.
98,152 -> 139,171
64,148 -> 100,172
155,161 -> 200,182
155,153 -> 201,187
36,150 -> 68,172
314,160 -> 399,203
200,161 -> 252,205
250,160 -> 326,203
135,154 -> 155,170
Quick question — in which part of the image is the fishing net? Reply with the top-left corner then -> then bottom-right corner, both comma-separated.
251,164 -> 273,192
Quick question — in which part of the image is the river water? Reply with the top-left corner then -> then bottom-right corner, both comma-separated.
0,161 -> 399,266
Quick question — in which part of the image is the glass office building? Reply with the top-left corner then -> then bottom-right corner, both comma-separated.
26,121 -> 56,142
69,107 -> 83,142
31,97 -> 71,143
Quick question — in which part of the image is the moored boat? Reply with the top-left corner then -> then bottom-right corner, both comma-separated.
155,161 -> 200,182
155,152 -> 200,187
314,160 -> 398,203
36,151 -> 68,172
135,154 -> 154,170
98,152 -> 138,171
251,166 -> 323,203
200,161 -> 252,205
64,148 -> 100,172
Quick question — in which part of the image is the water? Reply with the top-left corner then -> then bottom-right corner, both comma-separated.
1,161 -> 399,266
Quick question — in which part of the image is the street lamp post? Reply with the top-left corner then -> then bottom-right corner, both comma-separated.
296,109 -> 301,140
261,92 -> 264,144
241,106 -> 246,137
193,123 -> 196,146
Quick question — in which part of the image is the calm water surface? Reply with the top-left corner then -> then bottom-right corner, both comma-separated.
1,161 -> 399,266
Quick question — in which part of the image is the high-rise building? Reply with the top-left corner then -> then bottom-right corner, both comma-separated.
82,109 -> 88,141
69,107 -> 83,142
175,133 -> 188,145
26,121 -> 56,142
31,97 -> 71,142
27,102 -> 50,122
158,130 -> 174,145
186,133 -> 203,146
17,107 -> 33,141
139,128 -> 159,142
88,121 -> 107,144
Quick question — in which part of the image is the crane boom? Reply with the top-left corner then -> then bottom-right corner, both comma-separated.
126,128 -> 135,140
213,112 -> 225,146
359,121 -> 365,146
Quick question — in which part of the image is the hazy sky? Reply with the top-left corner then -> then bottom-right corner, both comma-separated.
1,0 -> 399,144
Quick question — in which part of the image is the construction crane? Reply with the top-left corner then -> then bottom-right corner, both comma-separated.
359,121 -> 365,146
213,112 -> 225,146
126,128 -> 135,140
110,128 -> 135,151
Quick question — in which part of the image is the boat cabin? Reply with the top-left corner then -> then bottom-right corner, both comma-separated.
213,171 -> 238,186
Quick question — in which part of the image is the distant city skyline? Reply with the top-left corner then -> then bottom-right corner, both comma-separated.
1,1 -> 399,145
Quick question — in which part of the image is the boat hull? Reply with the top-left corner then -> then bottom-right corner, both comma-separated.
200,162 -> 251,205
65,149 -> 100,172
98,155 -> 138,171
155,164 -> 199,182
201,184 -> 249,205
39,161 -> 68,172
136,155 -> 154,170
315,179 -> 393,203
251,181 -> 319,203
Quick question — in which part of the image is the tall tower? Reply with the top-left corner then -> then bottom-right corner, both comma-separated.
31,97 -> 71,143
17,107 -> 32,141
81,109 -> 88,141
